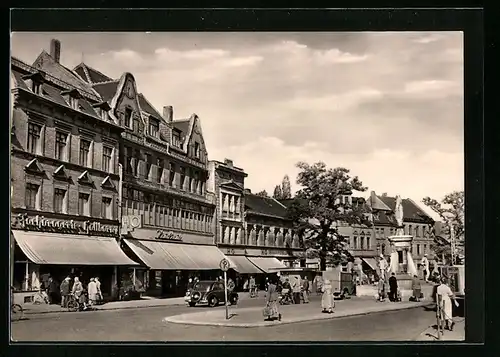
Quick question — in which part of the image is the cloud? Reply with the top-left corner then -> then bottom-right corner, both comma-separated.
314,48 -> 369,64
403,79 -> 461,97
412,34 -> 444,44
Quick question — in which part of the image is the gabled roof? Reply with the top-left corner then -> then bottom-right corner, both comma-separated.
220,180 -> 244,191
32,51 -> 99,98
367,191 -> 392,211
245,194 -> 290,219
92,81 -> 120,102
73,62 -> 114,84
138,93 -> 163,119
378,195 -> 433,222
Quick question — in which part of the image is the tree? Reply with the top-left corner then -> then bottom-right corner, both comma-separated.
281,175 -> 292,199
286,162 -> 368,271
422,191 -> 465,264
255,190 -> 269,197
273,185 -> 283,200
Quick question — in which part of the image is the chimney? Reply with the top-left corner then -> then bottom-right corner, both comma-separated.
224,158 -> 233,168
244,189 -> 252,194
50,39 -> 61,63
163,106 -> 173,122
382,192 -> 388,197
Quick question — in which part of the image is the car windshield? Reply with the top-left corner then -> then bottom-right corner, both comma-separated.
193,282 -> 212,291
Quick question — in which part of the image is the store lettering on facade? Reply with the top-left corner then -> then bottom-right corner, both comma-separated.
12,214 -> 119,236
155,229 -> 183,241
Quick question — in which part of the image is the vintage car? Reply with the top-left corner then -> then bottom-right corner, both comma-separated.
184,280 -> 239,307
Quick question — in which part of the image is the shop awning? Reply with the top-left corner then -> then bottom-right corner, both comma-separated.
247,257 -> 287,273
12,231 -> 139,266
229,255 -> 264,274
362,258 -> 378,271
123,239 -> 233,270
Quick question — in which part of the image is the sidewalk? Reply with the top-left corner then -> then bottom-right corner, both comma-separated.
415,318 -> 465,341
21,291 -> 267,315
163,298 -> 432,328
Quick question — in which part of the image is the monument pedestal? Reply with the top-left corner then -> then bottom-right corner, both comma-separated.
387,235 -> 416,297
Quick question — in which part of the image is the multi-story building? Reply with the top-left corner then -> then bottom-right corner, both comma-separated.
11,38 -> 232,301
70,54 -> 227,299
10,43 -> 138,304
207,159 -> 303,289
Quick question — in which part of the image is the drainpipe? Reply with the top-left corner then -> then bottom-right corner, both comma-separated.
118,163 -> 123,228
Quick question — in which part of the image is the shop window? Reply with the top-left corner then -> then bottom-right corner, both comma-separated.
53,188 -> 67,213
55,131 -> 69,161
25,183 -> 40,210
27,122 -> 42,154
78,192 -> 90,216
102,196 -> 112,219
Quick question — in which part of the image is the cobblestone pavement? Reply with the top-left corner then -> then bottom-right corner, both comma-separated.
11,297 -> 438,341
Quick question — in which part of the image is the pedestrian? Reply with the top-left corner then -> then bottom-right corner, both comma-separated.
302,276 -> 310,303
87,278 -> 98,306
243,278 -> 249,292
378,254 -> 389,282
95,277 -> 103,304
436,277 -> 458,331
72,277 -> 86,309
377,277 -> 386,302
321,278 -> 334,314
412,274 -> 422,302
291,275 -> 301,304
264,276 -> 281,321
421,254 -> 430,282
249,276 -> 257,298
388,272 -> 398,302
227,277 -> 235,292
314,274 -> 323,295
47,277 -> 59,305
60,276 -> 71,308
187,277 -> 194,290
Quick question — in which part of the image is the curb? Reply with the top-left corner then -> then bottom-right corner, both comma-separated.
414,319 -> 465,341
163,302 -> 433,328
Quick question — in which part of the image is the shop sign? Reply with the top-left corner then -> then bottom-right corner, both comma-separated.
12,214 -> 119,236
155,229 -> 182,241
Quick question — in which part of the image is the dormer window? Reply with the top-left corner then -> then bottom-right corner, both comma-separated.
92,101 -> 111,121
22,71 -> 45,95
149,117 -> 159,138
172,129 -> 182,148
194,142 -> 200,158
61,88 -> 81,110
124,108 -> 133,128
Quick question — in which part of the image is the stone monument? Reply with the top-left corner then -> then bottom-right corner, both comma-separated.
387,195 -> 418,293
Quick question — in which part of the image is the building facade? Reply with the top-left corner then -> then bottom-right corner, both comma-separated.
207,159 -> 303,289
10,48 -> 137,304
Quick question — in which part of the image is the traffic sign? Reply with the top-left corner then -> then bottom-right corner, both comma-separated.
219,258 -> 230,272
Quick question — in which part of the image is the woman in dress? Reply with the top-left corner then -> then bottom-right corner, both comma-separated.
264,276 -> 281,321
72,277 -> 87,309
87,278 -> 98,306
321,278 -> 334,313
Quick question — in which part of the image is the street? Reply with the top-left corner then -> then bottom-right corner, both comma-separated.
11,295 -> 438,341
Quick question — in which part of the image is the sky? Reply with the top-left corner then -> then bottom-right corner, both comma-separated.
11,32 -> 464,220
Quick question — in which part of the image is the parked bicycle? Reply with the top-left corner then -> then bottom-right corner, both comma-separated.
67,292 -> 96,312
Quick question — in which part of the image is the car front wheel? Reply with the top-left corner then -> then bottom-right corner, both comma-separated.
208,296 -> 219,307
188,302 -> 196,307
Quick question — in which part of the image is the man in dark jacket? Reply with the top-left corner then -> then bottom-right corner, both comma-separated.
60,277 -> 71,308
388,273 -> 398,302
47,277 -> 59,305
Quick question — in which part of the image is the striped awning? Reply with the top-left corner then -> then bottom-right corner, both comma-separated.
123,239 -> 233,270
228,255 -> 264,274
247,257 -> 287,273
12,230 -> 138,266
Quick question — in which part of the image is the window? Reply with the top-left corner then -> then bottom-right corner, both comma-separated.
27,123 -> 42,154
366,237 -> 370,249
382,244 -> 386,255
68,96 -> 78,109
124,108 -> 132,128
32,81 -> 41,95
25,183 -> 39,210
417,244 -> 421,255
53,188 -> 66,213
423,244 -> 427,254
55,131 -> 68,161
133,117 -> 140,133
408,225 -> 413,235
360,237 -> 365,250
79,139 -> 91,167
157,158 -> 164,183
102,146 -> 113,173
180,167 -> 186,190
193,171 -> 199,193
101,197 -> 112,219
169,163 -> 175,186
149,118 -> 159,137
172,130 -> 181,147
414,225 -> 419,237
353,236 -> 358,249
78,193 -> 90,216
99,108 -> 108,120
124,146 -> 133,174
194,142 -> 200,158
145,154 -> 152,180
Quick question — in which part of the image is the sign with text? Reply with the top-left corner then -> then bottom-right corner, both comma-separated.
12,214 -> 119,236
155,229 -> 183,241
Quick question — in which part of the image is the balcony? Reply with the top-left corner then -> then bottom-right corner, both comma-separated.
123,173 -> 212,205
